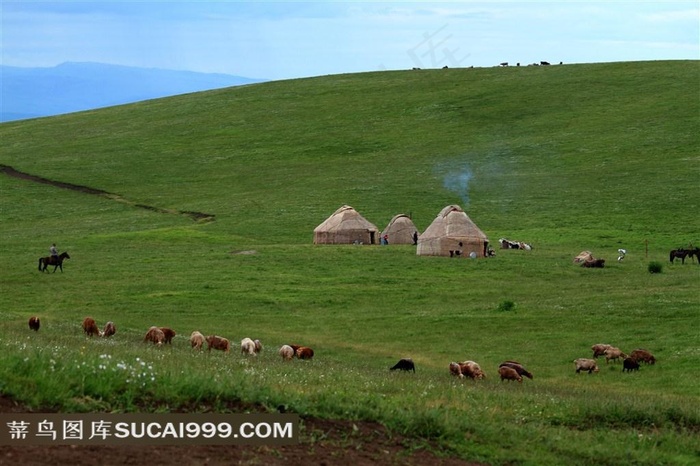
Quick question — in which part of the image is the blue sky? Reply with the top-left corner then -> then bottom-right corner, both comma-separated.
2,1 -> 698,80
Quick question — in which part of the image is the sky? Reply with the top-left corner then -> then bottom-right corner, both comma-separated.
1,1 -> 698,81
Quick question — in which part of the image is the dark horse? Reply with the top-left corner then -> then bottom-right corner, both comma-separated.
669,248 -> 694,264
38,252 -> 70,273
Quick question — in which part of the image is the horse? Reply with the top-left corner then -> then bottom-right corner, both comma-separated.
38,252 -> 70,273
687,247 -> 700,263
669,249 -> 690,264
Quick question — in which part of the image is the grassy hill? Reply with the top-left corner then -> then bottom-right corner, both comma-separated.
0,60 -> 698,465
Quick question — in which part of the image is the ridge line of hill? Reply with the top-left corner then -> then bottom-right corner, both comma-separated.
0,164 -> 215,223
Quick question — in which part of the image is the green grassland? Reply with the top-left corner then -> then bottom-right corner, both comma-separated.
0,60 -> 698,465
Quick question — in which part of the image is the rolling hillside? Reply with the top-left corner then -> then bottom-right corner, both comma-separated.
1,60 -> 697,247
0,60 -> 698,465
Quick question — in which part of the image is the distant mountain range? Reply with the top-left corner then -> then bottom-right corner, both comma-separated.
0,62 -> 265,122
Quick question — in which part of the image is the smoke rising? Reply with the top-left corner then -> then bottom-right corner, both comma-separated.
438,162 -> 473,206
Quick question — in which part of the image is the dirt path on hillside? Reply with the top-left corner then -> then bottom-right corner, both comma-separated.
0,395 -> 481,466
0,164 -> 215,223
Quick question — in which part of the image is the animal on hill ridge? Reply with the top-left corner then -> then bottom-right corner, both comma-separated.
82,317 -> 100,337
390,358 -> 415,372
38,252 -> 70,273
28,317 -> 40,332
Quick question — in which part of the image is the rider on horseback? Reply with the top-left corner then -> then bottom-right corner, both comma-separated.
50,243 -> 58,259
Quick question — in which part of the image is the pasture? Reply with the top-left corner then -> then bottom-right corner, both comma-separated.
0,60 -> 698,465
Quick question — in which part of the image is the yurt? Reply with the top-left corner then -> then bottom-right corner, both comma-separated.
313,205 -> 379,244
417,205 -> 489,257
381,214 -> 420,245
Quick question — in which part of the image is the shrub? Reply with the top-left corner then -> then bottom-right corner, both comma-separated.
648,261 -> 663,274
497,300 -> 516,312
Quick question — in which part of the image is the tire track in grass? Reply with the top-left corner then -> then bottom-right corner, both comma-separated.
0,164 -> 215,223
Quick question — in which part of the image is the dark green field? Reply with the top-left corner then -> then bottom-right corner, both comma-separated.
0,60 -> 698,465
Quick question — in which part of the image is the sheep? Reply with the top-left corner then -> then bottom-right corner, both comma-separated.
499,361 -> 533,380
279,345 -> 295,361
254,339 -> 263,354
604,347 -> 627,364
622,357 -> 640,372
574,358 -> 599,374
206,335 -> 230,352
591,343 -> 613,359
159,327 -> 176,344
449,362 -> 463,378
459,360 -> 486,380
499,366 -> 522,383
190,331 -> 205,350
629,349 -> 656,365
144,326 -> 165,346
82,317 -> 100,337
28,316 -> 40,332
101,321 -> 116,338
240,337 -> 257,355
296,346 -> 314,360
389,358 -> 415,372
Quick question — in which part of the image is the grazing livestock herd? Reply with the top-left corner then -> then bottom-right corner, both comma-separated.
25,317 -> 658,388
586,343 -> 656,374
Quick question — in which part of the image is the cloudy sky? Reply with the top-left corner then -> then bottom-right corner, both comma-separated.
2,1 -> 698,80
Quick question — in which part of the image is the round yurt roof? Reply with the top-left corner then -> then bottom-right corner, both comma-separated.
314,205 -> 378,233
421,205 -> 487,240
